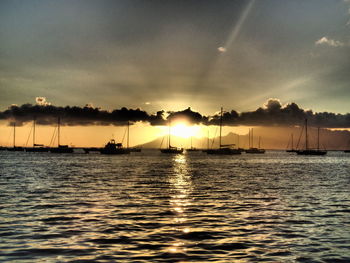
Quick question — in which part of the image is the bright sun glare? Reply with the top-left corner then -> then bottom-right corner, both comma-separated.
161,123 -> 201,139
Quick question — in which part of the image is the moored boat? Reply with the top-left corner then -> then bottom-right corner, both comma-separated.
100,139 -> 130,154
206,108 -> 241,155
296,120 -> 327,156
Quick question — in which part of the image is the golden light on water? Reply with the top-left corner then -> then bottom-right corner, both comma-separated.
165,154 -> 193,254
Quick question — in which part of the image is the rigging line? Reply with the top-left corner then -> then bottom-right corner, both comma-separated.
25,126 -> 33,147
49,127 -> 57,147
6,128 -> 13,146
121,126 -> 127,144
296,125 -> 304,150
211,126 -> 218,148
159,135 -> 165,149
286,135 -> 290,150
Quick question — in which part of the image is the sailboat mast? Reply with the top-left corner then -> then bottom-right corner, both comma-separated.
168,119 -> 171,149
13,122 -> 16,147
248,129 -> 250,148
33,118 -> 36,147
305,119 -> 308,150
317,127 -> 320,150
58,117 -> 60,147
237,134 -> 239,148
258,136 -> 261,149
291,133 -> 294,150
251,128 -> 254,148
219,107 -> 223,148
207,130 -> 209,150
127,121 -> 130,149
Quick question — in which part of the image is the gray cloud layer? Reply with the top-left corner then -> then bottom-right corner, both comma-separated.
1,0 -> 349,114
1,99 -> 349,128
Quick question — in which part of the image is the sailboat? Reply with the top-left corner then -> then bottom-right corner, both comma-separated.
206,108 -> 241,155
100,122 -> 130,155
245,128 -> 265,154
127,122 -> 142,152
202,130 -> 210,153
100,139 -> 130,154
286,133 -> 297,152
49,117 -> 74,153
296,119 -> 327,155
7,122 -> 24,151
25,118 -> 49,152
160,120 -> 183,154
186,136 -> 199,152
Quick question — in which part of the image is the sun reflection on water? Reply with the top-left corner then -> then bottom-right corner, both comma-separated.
166,153 -> 193,254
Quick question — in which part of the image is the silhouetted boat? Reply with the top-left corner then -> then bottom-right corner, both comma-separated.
49,117 -> 74,153
7,146 -> 24,152
126,121 -> 141,152
296,119 -> 327,156
100,139 -> 130,154
0,146 -> 6,151
187,137 -> 199,152
286,133 -> 297,153
344,150 -> 350,153
83,147 -> 102,154
25,118 -> 49,152
129,147 -> 142,152
206,108 -> 241,155
160,120 -> 183,154
50,145 -> 74,153
245,129 -> 265,154
7,122 -> 24,151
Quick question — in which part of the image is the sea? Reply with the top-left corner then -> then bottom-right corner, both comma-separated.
0,150 -> 349,263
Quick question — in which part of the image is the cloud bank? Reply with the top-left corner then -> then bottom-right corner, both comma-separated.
0,98 -> 349,128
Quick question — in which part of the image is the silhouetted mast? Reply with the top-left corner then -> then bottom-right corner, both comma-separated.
57,117 -> 60,147
13,122 -> 16,147
317,127 -> 320,150
305,119 -> 308,150
168,119 -> 171,149
207,130 -> 209,150
127,121 -> 130,149
248,129 -> 250,148
219,107 -> 223,148
33,118 -> 36,147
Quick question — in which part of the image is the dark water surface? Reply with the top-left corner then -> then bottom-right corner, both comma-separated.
1,150 -> 350,262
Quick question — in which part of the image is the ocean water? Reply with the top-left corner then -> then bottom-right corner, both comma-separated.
0,150 -> 349,263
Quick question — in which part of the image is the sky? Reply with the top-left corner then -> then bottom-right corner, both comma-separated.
1,0 -> 349,115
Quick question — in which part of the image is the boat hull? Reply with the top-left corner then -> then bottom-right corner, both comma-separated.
245,148 -> 266,154
25,147 -> 49,152
50,147 -> 74,153
206,148 -> 241,155
296,150 -> 327,155
100,148 -> 130,155
160,149 -> 183,154
7,147 -> 24,152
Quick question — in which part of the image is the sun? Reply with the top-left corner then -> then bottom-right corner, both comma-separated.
160,122 -> 201,139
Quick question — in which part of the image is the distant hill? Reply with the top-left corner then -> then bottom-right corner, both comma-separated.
138,127 -> 350,150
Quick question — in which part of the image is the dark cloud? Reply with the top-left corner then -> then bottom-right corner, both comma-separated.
1,99 -> 349,128
168,107 -> 207,124
0,104 -> 165,126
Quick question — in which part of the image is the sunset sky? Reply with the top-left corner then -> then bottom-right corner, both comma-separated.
1,0 -> 350,147
1,0 -> 349,114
